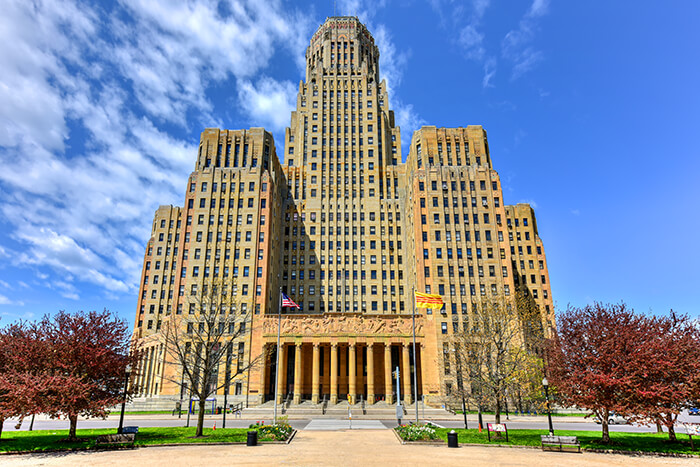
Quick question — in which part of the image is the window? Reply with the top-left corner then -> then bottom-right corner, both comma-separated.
441,322 -> 448,334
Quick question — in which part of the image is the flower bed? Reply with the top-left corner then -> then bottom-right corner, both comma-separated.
395,423 -> 439,442
249,420 -> 294,441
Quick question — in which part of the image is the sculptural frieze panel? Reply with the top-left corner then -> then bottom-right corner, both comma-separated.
262,313 -> 424,338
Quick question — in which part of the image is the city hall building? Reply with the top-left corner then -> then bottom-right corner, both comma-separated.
132,17 -> 554,409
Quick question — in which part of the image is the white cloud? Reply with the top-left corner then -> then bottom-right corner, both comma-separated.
459,25 -> 485,61
528,0 -> 550,18
0,0 -> 315,302
482,58 -> 497,88
501,0 -> 550,80
0,294 -> 24,306
237,78 -> 298,132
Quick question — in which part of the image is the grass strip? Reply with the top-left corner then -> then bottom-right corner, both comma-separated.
0,427 -> 255,453
433,428 -> 699,456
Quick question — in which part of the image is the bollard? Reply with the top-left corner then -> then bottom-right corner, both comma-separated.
247,430 -> 258,446
447,430 -> 459,448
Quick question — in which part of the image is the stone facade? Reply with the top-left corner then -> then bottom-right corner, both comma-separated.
132,16 -> 554,408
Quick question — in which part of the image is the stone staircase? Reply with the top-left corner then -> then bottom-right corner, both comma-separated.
242,399 -> 456,420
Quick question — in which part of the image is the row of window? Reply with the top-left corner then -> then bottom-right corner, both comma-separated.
184,230 -> 265,244
190,181 -> 266,194
188,197 -> 266,210
419,179 -> 496,192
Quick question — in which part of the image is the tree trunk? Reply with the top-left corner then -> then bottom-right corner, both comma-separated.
665,414 -> 677,442
601,409 -> 610,443
196,398 -> 206,437
68,414 -> 78,441
494,396 -> 501,424
0,416 -> 4,440
656,421 -> 664,433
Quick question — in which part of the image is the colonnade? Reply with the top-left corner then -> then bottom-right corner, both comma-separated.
264,341 -> 421,405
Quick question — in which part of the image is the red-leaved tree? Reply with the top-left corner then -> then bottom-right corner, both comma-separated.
37,310 -> 139,441
627,311 -> 700,441
0,321 -> 49,441
547,302 -> 647,443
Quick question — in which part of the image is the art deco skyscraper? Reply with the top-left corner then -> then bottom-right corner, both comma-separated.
132,17 -> 554,410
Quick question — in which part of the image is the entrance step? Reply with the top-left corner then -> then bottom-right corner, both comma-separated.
242,401 -> 457,420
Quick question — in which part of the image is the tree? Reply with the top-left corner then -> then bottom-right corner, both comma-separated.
39,310 -> 137,441
627,312 -> 700,441
547,302 -> 647,443
162,281 -> 262,437
0,321 -> 48,441
444,292 -> 545,424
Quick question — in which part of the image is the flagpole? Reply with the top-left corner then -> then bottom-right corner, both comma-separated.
412,286 -> 419,424
273,286 -> 282,425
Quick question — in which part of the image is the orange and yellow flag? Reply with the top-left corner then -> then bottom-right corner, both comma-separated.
415,292 -> 444,309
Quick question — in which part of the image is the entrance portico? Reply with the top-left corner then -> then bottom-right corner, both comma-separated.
258,313 -> 425,406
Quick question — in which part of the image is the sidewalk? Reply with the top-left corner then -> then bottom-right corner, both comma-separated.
3,430 -> 689,467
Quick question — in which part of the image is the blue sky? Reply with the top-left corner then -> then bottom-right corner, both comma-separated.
1,0 -> 698,326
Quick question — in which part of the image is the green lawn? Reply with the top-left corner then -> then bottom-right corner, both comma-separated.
0,427 -> 254,453
433,428 -> 699,456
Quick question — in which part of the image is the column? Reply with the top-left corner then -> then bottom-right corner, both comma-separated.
312,343 -> 321,404
367,343 -> 375,404
384,344 -> 393,404
275,344 -> 286,403
259,343 -> 268,398
330,343 -> 338,404
402,343 -> 412,405
293,343 -> 303,404
348,343 -> 356,405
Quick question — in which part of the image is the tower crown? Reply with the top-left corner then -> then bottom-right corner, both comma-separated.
305,16 -> 379,81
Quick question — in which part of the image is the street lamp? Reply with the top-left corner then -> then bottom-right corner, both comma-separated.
117,364 -> 132,434
542,377 -> 554,435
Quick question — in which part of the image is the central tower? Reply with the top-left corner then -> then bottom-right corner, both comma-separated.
281,16 -> 407,318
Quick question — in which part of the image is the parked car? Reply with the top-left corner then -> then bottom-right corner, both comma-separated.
594,413 -> 628,425
689,407 -> 700,416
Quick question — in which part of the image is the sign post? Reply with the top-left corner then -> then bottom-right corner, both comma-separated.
395,366 -> 402,425
486,423 -> 508,442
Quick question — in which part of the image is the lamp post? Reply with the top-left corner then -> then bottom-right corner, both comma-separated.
542,377 -> 554,435
117,364 -> 132,434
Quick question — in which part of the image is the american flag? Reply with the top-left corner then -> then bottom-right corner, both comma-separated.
281,293 -> 300,308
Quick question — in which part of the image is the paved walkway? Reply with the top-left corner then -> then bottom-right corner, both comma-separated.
3,430 -> 694,467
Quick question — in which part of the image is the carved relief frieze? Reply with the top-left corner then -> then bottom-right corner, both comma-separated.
262,313 -> 424,339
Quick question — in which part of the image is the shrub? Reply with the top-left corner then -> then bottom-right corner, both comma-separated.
395,423 -> 438,441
